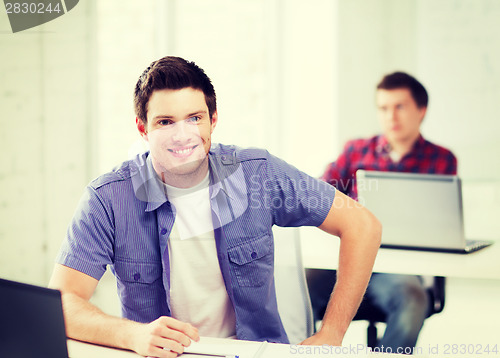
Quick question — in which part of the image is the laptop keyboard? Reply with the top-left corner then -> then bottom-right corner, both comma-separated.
465,240 -> 493,253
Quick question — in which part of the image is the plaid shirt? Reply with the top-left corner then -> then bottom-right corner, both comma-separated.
321,134 -> 457,199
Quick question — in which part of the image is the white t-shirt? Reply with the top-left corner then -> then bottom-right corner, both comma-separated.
164,174 -> 236,338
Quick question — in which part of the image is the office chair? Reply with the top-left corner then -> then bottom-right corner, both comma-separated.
352,275 -> 446,348
306,268 -> 446,349
273,227 -> 314,344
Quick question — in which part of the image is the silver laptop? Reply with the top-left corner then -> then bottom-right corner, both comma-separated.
0,277 -> 69,358
356,170 -> 493,254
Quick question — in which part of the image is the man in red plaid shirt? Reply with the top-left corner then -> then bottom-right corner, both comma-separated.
307,72 -> 457,353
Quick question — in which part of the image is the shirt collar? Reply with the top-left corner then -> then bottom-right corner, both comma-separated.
376,134 -> 425,156
413,134 -> 426,153
207,146 -> 248,227
376,135 -> 391,155
131,147 -> 243,212
208,147 -> 243,200
130,153 -> 169,212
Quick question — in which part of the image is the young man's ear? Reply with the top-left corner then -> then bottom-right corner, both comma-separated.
136,117 -> 148,140
418,106 -> 427,123
210,111 -> 218,133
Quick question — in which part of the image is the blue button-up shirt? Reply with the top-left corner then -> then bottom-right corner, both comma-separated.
57,144 -> 336,343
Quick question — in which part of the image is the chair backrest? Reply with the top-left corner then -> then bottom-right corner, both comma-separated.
354,275 -> 446,322
273,226 -> 314,344
424,276 -> 446,316
353,275 -> 446,349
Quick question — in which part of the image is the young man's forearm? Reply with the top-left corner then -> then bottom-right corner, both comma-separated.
61,292 -> 139,349
49,265 -> 198,357
318,225 -> 381,344
60,293 -> 197,357
301,191 -> 381,345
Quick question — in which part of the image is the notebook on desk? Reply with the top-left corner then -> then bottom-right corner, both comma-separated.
0,277 -> 69,358
356,170 -> 493,254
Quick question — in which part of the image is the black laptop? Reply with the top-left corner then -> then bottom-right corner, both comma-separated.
0,277 -> 69,358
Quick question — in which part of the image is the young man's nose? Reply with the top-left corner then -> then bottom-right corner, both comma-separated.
171,120 -> 193,141
386,109 -> 398,122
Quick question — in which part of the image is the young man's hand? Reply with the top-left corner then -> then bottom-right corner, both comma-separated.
299,328 -> 342,347
130,316 -> 199,358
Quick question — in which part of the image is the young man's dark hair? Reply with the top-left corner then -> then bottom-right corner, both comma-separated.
377,71 -> 428,109
134,56 -> 217,123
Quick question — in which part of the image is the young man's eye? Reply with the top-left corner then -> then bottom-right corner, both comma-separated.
186,116 -> 201,123
158,119 -> 172,126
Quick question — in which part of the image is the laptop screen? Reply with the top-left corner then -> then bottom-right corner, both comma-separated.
356,170 -> 466,250
0,278 -> 69,358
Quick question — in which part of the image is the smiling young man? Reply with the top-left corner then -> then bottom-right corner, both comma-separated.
49,56 -> 381,358
307,72 -> 457,354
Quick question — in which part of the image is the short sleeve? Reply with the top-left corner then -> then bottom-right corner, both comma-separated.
264,153 -> 336,228
446,152 -> 458,175
56,186 -> 115,280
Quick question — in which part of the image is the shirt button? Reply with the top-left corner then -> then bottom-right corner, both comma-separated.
251,252 -> 257,259
133,273 -> 141,281
160,228 -> 168,235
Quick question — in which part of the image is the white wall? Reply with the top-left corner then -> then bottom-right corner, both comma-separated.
0,1 -> 95,284
94,1 -> 161,176
337,0 -> 418,146
416,0 -> 500,181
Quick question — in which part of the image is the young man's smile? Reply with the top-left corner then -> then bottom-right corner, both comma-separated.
168,145 -> 199,157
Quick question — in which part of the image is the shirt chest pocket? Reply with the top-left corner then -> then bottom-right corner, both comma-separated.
113,260 -> 163,310
227,234 -> 274,287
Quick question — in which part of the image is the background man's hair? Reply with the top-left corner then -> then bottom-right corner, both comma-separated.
134,56 -> 217,123
377,71 -> 428,108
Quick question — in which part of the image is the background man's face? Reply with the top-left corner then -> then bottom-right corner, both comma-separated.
376,88 -> 426,144
139,87 -> 217,182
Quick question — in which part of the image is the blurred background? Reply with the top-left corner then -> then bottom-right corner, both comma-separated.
1,0 -> 499,350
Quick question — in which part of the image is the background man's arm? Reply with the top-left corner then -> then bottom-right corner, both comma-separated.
49,264 -> 199,358
301,190 -> 381,346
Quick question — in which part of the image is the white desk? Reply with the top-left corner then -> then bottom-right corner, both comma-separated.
68,339 -> 140,357
67,337 -> 420,357
300,227 -> 500,280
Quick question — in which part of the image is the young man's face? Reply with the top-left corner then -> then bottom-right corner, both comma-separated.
376,88 -> 426,145
137,87 -> 217,186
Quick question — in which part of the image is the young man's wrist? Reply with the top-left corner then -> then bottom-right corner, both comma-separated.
317,322 -> 346,346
